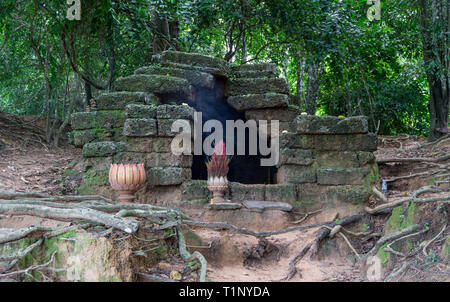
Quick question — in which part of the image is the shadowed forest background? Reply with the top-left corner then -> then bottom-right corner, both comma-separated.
0,0 -> 448,146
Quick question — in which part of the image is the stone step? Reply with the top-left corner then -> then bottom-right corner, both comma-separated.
296,115 -> 368,134
244,105 -> 301,122
242,200 -> 293,212
125,104 -> 157,119
156,104 -> 195,120
134,65 -> 215,89
156,50 -> 229,76
231,63 -> 278,73
206,203 -> 242,210
71,110 -> 125,130
148,167 -> 191,186
226,93 -> 288,111
226,78 -> 290,96
159,61 -> 228,77
82,141 -> 125,158
231,70 -> 278,79
95,91 -> 158,110
114,74 -> 192,99
280,132 -> 378,151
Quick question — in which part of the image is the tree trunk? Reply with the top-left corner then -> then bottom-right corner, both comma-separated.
296,51 -> 306,107
152,11 -> 171,54
305,61 -> 323,115
419,0 -> 450,141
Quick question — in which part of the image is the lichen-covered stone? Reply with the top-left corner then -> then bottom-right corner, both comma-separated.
317,168 -> 370,185
115,152 -> 192,168
207,203 -> 242,210
114,74 -> 192,99
156,104 -> 195,119
72,128 -> 123,147
71,111 -> 125,130
242,200 -> 292,212
296,115 -> 368,134
229,182 -> 265,202
277,165 -> 317,184
227,93 -> 288,111
245,105 -> 301,122
280,133 -> 315,149
227,78 -> 290,96
232,70 -> 278,78
122,118 -> 157,137
181,180 -> 210,201
313,133 -> 378,151
125,104 -> 157,119
125,137 -> 173,153
82,141 -> 125,157
264,184 -> 297,203
96,91 -> 158,110
158,118 -> 192,137
134,65 -> 215,89
157,50 -> 229,76
295,183 -> 372,206
149,167 -> 191,186
231,63 -> 278,73
313,151 -> 375,168
278,149 -> 313,167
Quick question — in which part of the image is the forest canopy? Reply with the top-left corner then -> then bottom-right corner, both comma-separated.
0,0 -> 448,146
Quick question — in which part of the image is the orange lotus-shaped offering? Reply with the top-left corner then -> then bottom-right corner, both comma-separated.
109,163 -> 146,203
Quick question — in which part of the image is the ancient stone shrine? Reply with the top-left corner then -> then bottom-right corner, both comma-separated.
70,51 -> 379,215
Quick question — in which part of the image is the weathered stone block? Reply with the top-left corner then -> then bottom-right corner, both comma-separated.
207,203 -> 242,210
96,91 -> 158,110
114,75 -> 192,99
123,118 -> 157,137
232,70 -> 278,78
278,149 -> 313,167
125,137 -> 173,153
295,183 -> 372,206
125,104 -> 157,119
158,118 -> 192,137
149,167 -> 191,186
277,165 -> 317,184
181,180 -> 210,201
157,51 -> 229,75
227,78 -> 289,96
279,133 -> 314,149
242,200 -> 292,212
227,93 -> 288,111
296,115 -> 368,134
313,133 -> 378,151
313,151 -> 375,168
229,182 -> 265,202
72,128 -> 123,147
231,63 -> 278,73
134,65 -> 215,89
82,141 -> 125,157
71,111 -> 125,130
245,105 -> 301,122
317,168 -> 370,185
156,104 -> 195,119
115,152 -> 192,168
265,184 -> 297,203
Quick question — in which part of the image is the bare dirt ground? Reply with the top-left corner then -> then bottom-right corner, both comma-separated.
0,112 -> 81,195
0,112 -> 448,282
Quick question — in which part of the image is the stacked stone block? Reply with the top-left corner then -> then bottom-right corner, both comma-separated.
277,115 -> 378,206
69,50 -> 379,207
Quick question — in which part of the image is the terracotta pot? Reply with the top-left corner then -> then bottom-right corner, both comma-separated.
109,163 -> 146,203
207,176 -> 228,203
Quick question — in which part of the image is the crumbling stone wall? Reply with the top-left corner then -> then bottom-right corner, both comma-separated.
70,50 -> 378,208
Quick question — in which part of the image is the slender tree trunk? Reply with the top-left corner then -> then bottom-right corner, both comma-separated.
419,0 -> 450,141
296,51 -> 306,107
305,61 -> 323,115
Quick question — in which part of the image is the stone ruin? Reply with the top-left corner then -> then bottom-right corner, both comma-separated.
70,50 -> 379,217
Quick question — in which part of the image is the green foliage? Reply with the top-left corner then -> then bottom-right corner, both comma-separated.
0,0 -> 446,137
